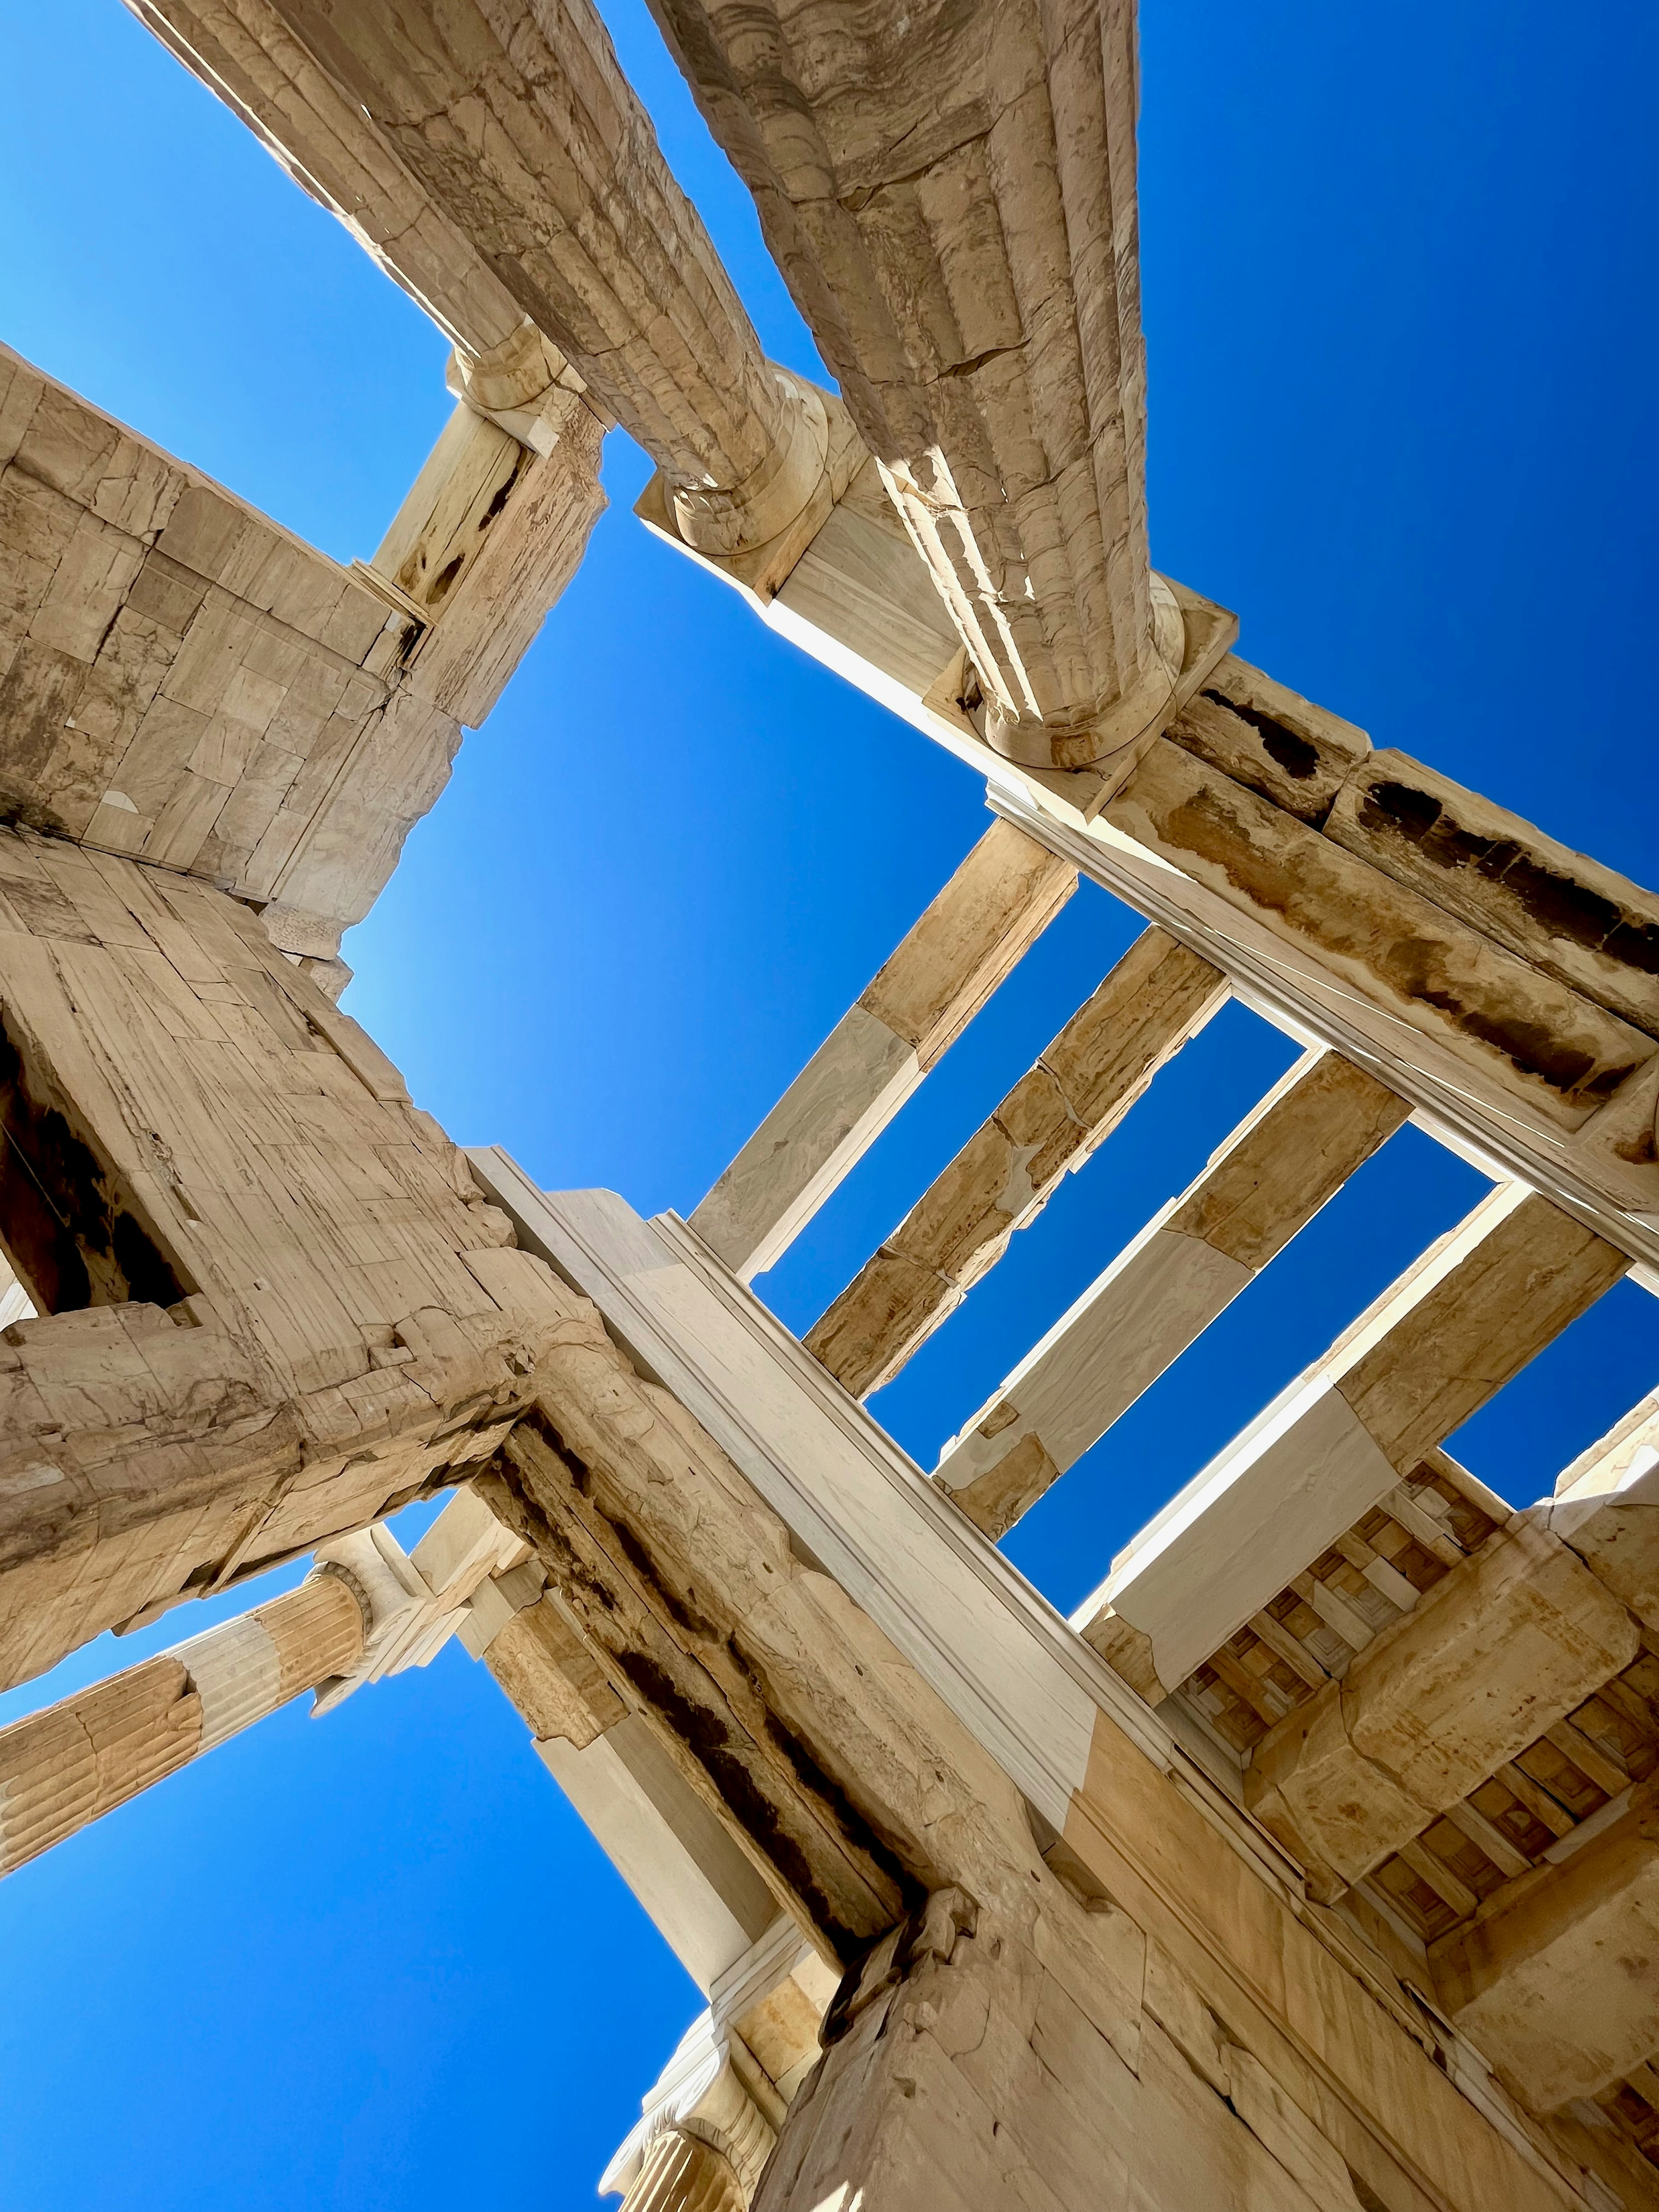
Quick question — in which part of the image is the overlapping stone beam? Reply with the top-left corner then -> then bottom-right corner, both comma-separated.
1072,1182 -> 1629,1700
466,1166 -> 1641,2212
1151,1389 -> 1659,2120
992,657 -> 1659,1269
804,925 -> 1229,1398
644,0 -> 1176,777
691,820 -> 1076,1281
133,0 -> 848,579
934,1046 -> 1409,1536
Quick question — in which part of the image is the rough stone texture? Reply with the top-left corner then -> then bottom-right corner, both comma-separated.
0,341 -> 604,940
1431,1783 -> 1659,2111
128,0 -> 537,356
643,0 -> 1177,771
1327,749 -> 1659,1039
1077,1185 -> 1628,1696
172,0 -> 836,560
806,927 -> 1227,1396
0,827 -> 580,1687
1245,1518 -> 1639,1892
1105,738 -> 1656,1125
623,2131 -> 743,2212
1167,654 -> 1371,828
459,1282 -> 1640,2211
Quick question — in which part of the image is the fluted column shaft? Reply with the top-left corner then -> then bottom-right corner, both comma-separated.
0,1575 -> 363,1875
643,0 -> 1176,767
248,0 -> 795,502
621,2132 -> 745,2212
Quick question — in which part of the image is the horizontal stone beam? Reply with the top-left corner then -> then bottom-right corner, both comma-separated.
934,1047 -> 1408,1536
1072,1183 -> 1630,1697
1547,1390 -> 1659,1634
690,820 -> 1076,1280
1104,738 -> 1654,1128
804,928 -> 1229,1398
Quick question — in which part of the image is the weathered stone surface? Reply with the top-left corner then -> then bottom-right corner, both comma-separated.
1245,1518 -> 1638,1890
1432,1783 -> 1659,2110
644,0 -> 1177,772
484,1590 -> 626,1748
1327,749 -> 1659,1039
189,0 -> 835,553
807,927 -> 1227,1396
1167,654 -> 1371,828
0,343 -> 604,938
1106,737 -> 1656,1122
1076,1183 -> 1627,1695
0,830 -> 583,1686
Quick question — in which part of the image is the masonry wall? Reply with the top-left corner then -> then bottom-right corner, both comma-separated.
0,824 -> 572,1687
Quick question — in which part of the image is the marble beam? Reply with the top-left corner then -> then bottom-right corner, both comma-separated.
690,819 -> 1076,1280
804,926 -> 1229,1398
1072,1183 -> 1630,1698
642,0 -> 1177,776
934,1047 -> 1408,1536
1546,1392 -> 1659,1634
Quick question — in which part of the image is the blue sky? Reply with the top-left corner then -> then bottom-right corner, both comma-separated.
0,2 -> 1656,2205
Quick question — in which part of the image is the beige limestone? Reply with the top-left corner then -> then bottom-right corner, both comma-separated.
936,1047 -> 1408,1534
1550,1392 -> 1659,1631
1104,738 -> 1655,1126
644,0 -> 1176,774
1166,653 -> 1371,827
146,0 -> 839,564
1245,1518 -> 1639,1891
806,926 -> 1228,1396
0,829 -> 586,1688
0,341 -> 603,941
0,1570 -> 361,1873
1076,1185 -> 1627,1695
1327,749 -> 1659,1039
1432,1783 -> 1659,2110
691,819 -> 1075,1279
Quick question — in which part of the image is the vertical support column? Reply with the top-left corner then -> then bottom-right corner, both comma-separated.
0,1575 -> 364,1875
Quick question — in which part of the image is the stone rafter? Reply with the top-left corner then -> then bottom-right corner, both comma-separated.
805,924 -> 1229,1398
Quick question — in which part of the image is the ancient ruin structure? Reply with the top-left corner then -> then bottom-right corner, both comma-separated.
3,1 -> 1658,2205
